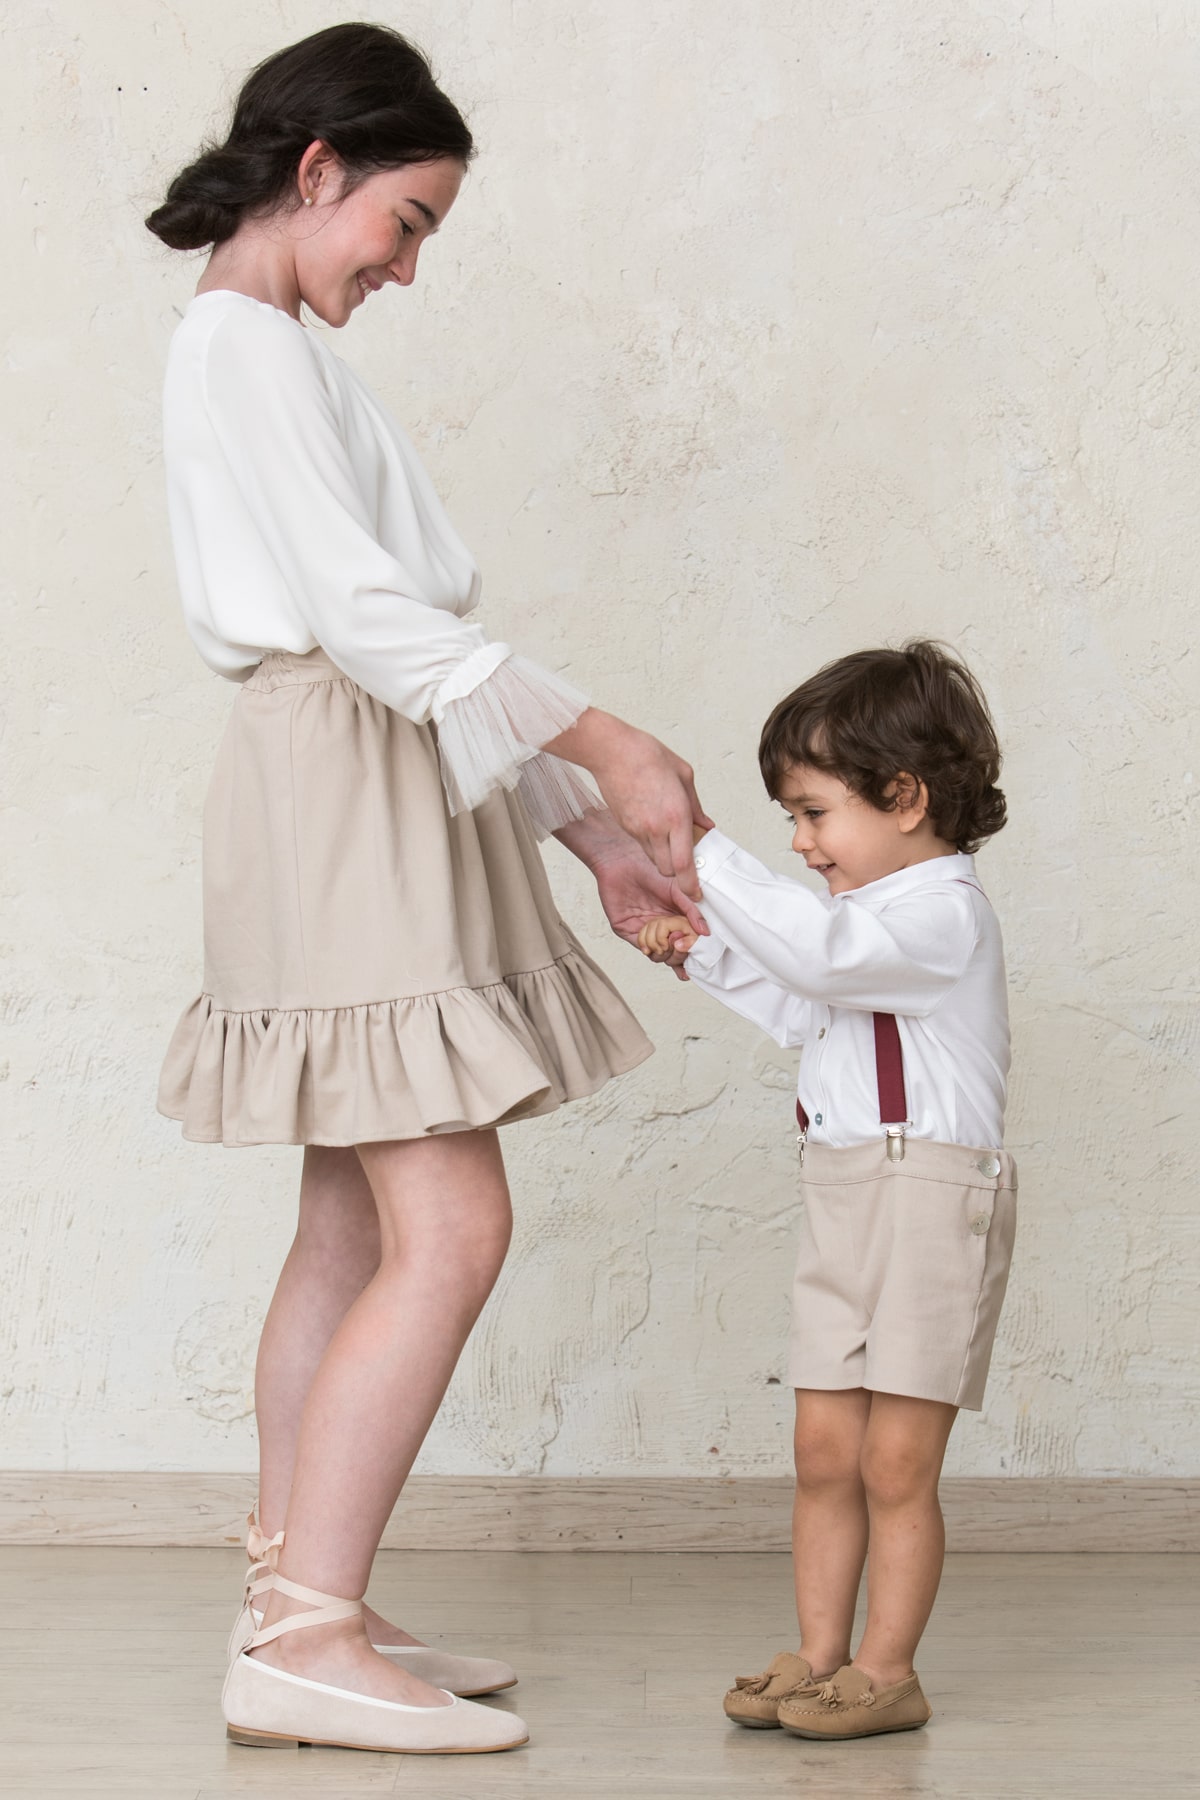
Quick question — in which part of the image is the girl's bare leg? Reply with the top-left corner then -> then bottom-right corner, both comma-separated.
253,1145 -> 423,1646
255,1147 -> 380,1533
250,1129 -> 513,1705
853,1392 -> 958,1686
791,1388 -> 872,1678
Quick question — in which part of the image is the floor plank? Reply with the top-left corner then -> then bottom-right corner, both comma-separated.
0,1547 -> 1194,1797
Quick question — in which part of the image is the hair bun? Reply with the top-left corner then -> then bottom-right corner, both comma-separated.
144,140 -> 249,250
145,190 -> 240,252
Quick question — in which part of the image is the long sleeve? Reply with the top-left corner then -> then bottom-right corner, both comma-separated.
684,931 -> 814,1047
195,303 -> 593,824
690,831 -> 977,1015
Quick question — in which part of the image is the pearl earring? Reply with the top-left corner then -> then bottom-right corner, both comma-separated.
304,195 -> 314,206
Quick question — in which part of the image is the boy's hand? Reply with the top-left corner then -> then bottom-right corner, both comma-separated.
637,915 -> 700,960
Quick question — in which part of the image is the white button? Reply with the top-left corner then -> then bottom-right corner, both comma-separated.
976,1154 -> 1001,1179
818,1028 -> 826,1039
695,856 -> 706,870
969,1213 -> 991,1235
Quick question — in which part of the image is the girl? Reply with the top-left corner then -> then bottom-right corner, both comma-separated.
639,640 -> 1016,1740
147,21 -> 708,1757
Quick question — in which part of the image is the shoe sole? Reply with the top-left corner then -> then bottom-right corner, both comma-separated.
780,1716 -> 930,1740
724,1713 -> 782,1729
226,1724 -> 529,1753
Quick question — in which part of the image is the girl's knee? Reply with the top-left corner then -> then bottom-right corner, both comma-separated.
387,1201 -> 512,1296
294,1209 -> 381,1279
464,1209 -> 513,1289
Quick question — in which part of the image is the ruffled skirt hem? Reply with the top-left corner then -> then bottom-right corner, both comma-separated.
158,945 -> 653,1148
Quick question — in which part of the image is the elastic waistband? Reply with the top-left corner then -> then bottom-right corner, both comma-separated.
800,1136 -> 1017,1193
243,647 -> 348,692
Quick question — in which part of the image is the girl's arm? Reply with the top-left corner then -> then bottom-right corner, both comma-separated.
196,305 -> 709,859
197,305 -> 591,830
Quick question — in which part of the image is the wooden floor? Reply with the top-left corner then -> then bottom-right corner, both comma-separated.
0,1547 -> 1195,1798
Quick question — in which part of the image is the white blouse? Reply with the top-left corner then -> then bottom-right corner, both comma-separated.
684,834 -> 1010,1149
161,290 -> 595,833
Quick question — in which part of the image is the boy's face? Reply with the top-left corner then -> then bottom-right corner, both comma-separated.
775,765 -> 939,895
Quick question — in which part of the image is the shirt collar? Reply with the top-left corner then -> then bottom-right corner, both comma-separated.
832,852 -> 979,907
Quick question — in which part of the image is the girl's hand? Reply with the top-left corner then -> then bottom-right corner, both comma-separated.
551,808 -> 708,980
637,915 -> 699,960
593,851 -> 707,982
543,710 -> 713,898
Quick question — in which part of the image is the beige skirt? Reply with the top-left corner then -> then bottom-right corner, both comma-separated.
158,648 -> 653,1147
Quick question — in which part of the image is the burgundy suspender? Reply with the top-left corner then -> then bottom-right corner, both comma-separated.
872,1012 -> 908,1126
795,1012 -> 908,1135
791,878 -> 985,1141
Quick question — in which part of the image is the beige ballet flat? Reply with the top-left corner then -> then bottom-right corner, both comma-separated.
222,1572 -> 529,1754
358,1642 -> 517,1697
230,1506 -> 517,1696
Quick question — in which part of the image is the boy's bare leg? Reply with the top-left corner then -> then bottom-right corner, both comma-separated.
791,1388 -> 873,1677
853,1392 -> 958,1686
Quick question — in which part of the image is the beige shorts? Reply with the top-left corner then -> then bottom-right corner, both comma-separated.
787,1136 -> 1017,1411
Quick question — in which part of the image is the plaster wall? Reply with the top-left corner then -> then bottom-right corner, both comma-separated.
3,0 -> 1197,1479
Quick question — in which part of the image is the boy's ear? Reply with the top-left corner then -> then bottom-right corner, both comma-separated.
892,772 -> 930,833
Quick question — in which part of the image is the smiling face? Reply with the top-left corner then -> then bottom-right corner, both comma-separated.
776,764 -> 953,895
292,151 -> 465,326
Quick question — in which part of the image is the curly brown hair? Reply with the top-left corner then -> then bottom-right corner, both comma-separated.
757,640 -> 1007,854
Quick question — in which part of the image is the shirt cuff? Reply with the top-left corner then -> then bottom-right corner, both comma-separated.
692,827 -> 741,884
682,929 -> 728,982
434,651 -> 593,816
430,637 -> 513,713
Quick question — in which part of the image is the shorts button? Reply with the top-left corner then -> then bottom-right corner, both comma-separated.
976,1154 -> 1001,1179
969,1213 -> 991,1235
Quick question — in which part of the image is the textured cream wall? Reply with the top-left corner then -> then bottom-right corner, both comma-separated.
4,1 -> 1197,1480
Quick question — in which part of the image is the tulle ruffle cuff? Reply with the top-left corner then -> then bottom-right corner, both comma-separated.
433,650 -> 598,830
516,753 -> 602,838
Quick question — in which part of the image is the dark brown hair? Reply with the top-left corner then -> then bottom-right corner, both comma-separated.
758,639 -> 1007,853
145,22 -> 474,251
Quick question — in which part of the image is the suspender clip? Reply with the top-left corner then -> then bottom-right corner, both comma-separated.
885,1124 -> 907,1163
796,1126 -> 807,1169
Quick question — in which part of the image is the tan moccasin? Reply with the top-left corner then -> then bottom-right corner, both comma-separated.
723,1651 -> 819,1729
778,1663 -> 931,1739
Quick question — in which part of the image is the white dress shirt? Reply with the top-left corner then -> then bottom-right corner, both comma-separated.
161,290 -> 594,831
684,831 -> 1010,1149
